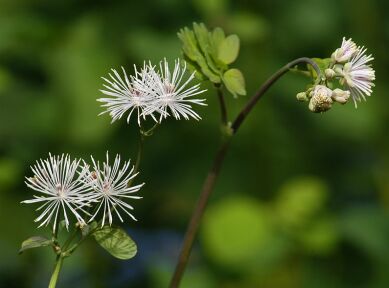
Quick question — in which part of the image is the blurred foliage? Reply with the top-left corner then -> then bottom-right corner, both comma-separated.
0,0 -> 389,287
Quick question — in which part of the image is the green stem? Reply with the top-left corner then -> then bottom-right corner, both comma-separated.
62,226 -> 79,251
216,85 -> 228,126
141,122 -> 159,136
128,131 -> 145,187
133,132 -> 144,175
52,211 -> 61,241
64,226 -> 101,255
47,223 -> 103,287
48,256 -> 64,288
231,57 -> 322,132
169,57 -> 322,288
129,122 -> 159,186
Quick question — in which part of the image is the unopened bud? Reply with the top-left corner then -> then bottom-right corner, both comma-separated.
296,92 -> 308,102
331,88 -> 350,104
331,38 -> 358,63
325,68 -> 336,79
308,85 -> 333,113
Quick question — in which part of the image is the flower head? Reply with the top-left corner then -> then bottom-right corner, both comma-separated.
339,47 -> 375,107
308,85 -> 333,113
22,154 -> 92,231
99,59 -> 207,125
144,58 -> 207,121
332,37 -> 358,63
86,153 -> 143,227
98,64 -> 158,125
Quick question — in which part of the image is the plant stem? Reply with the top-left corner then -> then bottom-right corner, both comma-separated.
48,256 -> 64,288
169,57 -> 322,288
133,132 -> 144,175
128,131 -> 145,187
62,226 -> 79,251
169,138 -> 231,287
216,85 -> 228,126
52,211 -> 61,241
64,225 -> 101,255
231,57 -> 321,132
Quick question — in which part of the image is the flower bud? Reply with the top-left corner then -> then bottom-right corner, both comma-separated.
331,88 -> 350,104
331,38 -> 358,63
333,64 -> 343,75
296,92 -> 308,102
308,85 -> 333,113
325,68 -> 336,79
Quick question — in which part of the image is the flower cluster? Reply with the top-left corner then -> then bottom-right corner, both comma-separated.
98,58 -> 207,125
297,37 -> 375,112
22,153 -> 143,231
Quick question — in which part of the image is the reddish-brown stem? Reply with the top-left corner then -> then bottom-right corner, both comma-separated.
169,57 -> 321,288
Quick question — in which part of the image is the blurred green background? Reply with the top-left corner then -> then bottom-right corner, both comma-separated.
1,0 -> 388,287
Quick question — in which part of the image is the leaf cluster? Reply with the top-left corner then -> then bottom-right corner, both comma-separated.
178,22 -> 246,97
19,222 -> 137,261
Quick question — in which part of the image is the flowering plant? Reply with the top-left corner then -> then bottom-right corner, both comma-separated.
19,23 -> 375,288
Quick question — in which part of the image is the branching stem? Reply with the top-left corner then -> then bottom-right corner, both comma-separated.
169,57 -> 322,288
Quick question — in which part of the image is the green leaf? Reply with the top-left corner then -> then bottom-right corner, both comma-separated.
308,58 -> 332,78
223,68 -> 246,97
178,27 -> 200,62
183,55 -> 205,81
93,226 -> 137,260
209,27 -> 228,70
193,23 -> 220,75
211,27 -> 225,54
178,27 -> 221,83
217,35 -> 240,65
193,23 -> 211,57
19,236 -> 53,254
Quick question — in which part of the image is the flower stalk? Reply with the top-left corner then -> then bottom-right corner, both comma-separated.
169,57 -> 322,288
216,84 -> 228,126
48,255 -> 64,288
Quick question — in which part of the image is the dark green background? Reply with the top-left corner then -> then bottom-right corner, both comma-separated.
1,0 -> 388,287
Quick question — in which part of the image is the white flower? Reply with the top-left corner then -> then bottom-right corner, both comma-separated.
340,47 -> 375,107
142,58 -> 207,122
87,153 -> 143,227
331,88 -> 350,104
332,37 -> 358,63
98,64 -> 158,125
22,154 -> 92,231
308,85 -> 333,113
99,59 -> 207,125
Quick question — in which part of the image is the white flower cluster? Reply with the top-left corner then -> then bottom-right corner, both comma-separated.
22,153 -> 143,231
98,58 -> 207,126
329,37 -> 375,107
305,85 -> 352,113
297,37 -> 375,112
